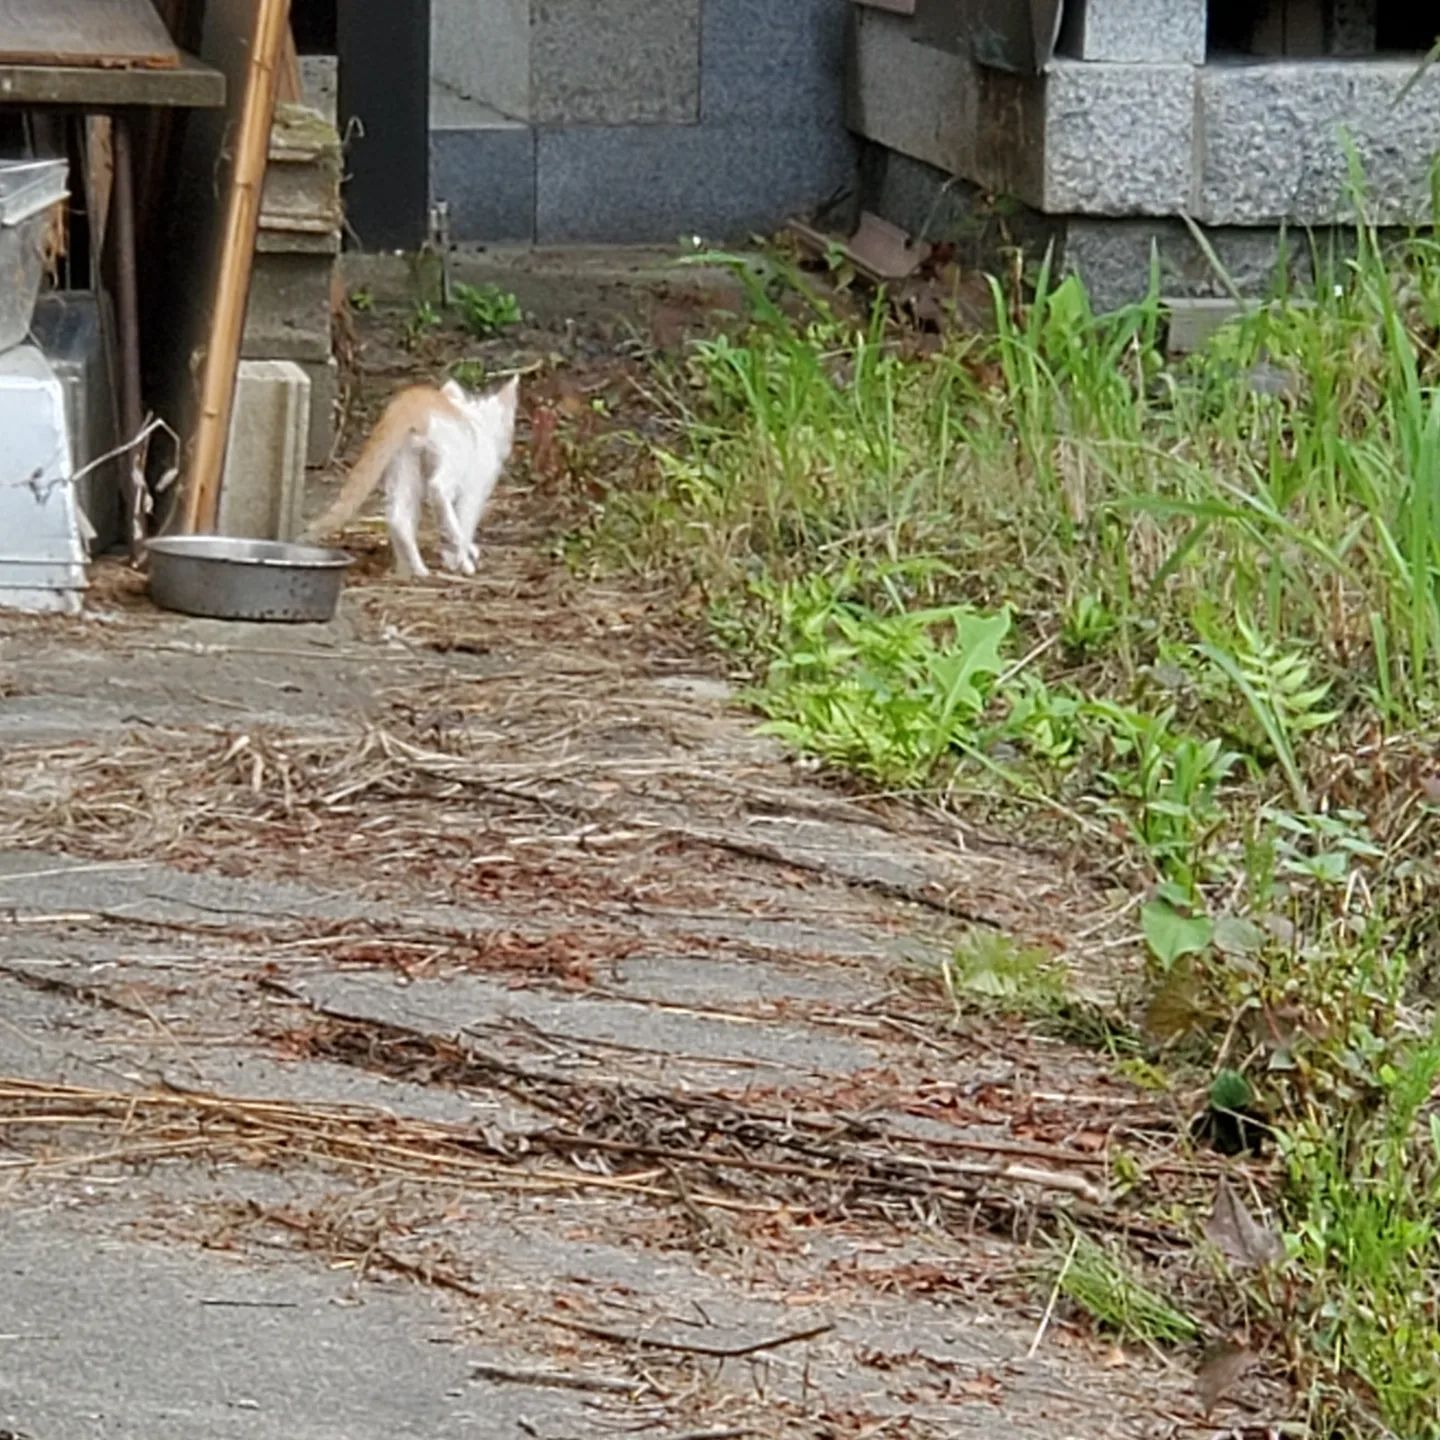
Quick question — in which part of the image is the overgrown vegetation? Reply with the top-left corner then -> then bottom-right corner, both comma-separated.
404,284 -> 523,350
573,221 -> 1440,1434
451,281 -> 524,338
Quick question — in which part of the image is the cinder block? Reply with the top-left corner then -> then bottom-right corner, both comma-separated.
219,361 -> 311,542
1197,59 -> 1440,225
530,0 -> 700,125
972,59 -> 1195,217
431,125 -> 537,243
535,121 -> 858,243
1062,0 -> 1205,63
242,251 -> 333,363
702,0 -> 848,124
846,5 -> 977,176
1164,296 -> 1250,354
1059,217 -> 1323,311
1042,60 -> 1195,214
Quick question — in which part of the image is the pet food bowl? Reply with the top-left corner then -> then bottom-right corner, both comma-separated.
146,535 -> 354,623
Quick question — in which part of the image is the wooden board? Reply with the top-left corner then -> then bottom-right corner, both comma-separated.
0,0 -> 181,69
0,54 -> 223,107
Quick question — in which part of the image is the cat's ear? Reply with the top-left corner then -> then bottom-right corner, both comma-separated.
497,375 -> 520,410
440,379 -> 465,402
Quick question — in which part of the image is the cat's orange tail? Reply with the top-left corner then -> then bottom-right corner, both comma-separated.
302,386 -> 450,541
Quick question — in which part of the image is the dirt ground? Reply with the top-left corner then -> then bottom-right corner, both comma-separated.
0,282 -> 1240,1439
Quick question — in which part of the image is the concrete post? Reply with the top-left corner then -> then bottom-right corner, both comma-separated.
218,361 -> 312,543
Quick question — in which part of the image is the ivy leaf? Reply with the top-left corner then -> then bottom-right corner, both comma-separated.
1142,900 -> 1213,970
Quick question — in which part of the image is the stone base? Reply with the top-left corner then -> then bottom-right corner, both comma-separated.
859,143 -> 1376,312
849,6 -> 1440,228
1057,217 -> 1348,311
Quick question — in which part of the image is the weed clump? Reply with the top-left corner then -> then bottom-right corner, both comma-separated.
576,228 -> 1440,1434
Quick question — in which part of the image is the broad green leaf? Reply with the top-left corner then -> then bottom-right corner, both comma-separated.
1142,899 -> 1213,969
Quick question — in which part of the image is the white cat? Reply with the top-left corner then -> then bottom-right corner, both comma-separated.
303,375 -> 519,577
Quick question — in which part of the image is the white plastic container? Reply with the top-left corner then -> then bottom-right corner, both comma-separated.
0,345 -> 87,614
0,158 -> 69,352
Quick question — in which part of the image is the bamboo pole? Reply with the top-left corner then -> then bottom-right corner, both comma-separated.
180,0 -> 292,534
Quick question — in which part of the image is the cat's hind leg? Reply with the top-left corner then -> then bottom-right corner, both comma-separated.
450,457 -> 500,575
428,466 -> 477,576
386,451 -> 430,578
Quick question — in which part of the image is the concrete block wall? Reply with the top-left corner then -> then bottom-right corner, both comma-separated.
430,0 -> 858,244
242,104 -> 342,468
848,0 -> 1440,306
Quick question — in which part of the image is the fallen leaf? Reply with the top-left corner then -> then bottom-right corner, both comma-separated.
1143,960 -> 1207,1040
1195,1343 -> 1257,1414
1205,1178 -> 1285,1271
956,1372 -> 1002,1400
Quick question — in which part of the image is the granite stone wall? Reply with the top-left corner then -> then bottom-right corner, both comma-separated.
849,0 -> 1440,306
430,0 -> 858,244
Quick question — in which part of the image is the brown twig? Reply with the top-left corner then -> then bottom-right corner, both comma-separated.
542,1315 -> 835,1360
470,1363 -> 643,1395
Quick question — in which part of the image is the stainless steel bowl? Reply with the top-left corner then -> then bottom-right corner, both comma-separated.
146,535 -> 354,623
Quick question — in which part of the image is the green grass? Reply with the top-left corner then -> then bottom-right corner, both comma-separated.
1053,1230 -> 1201,1348
1284,1026 -> 1440,1436
571,218 -> 1440,1433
